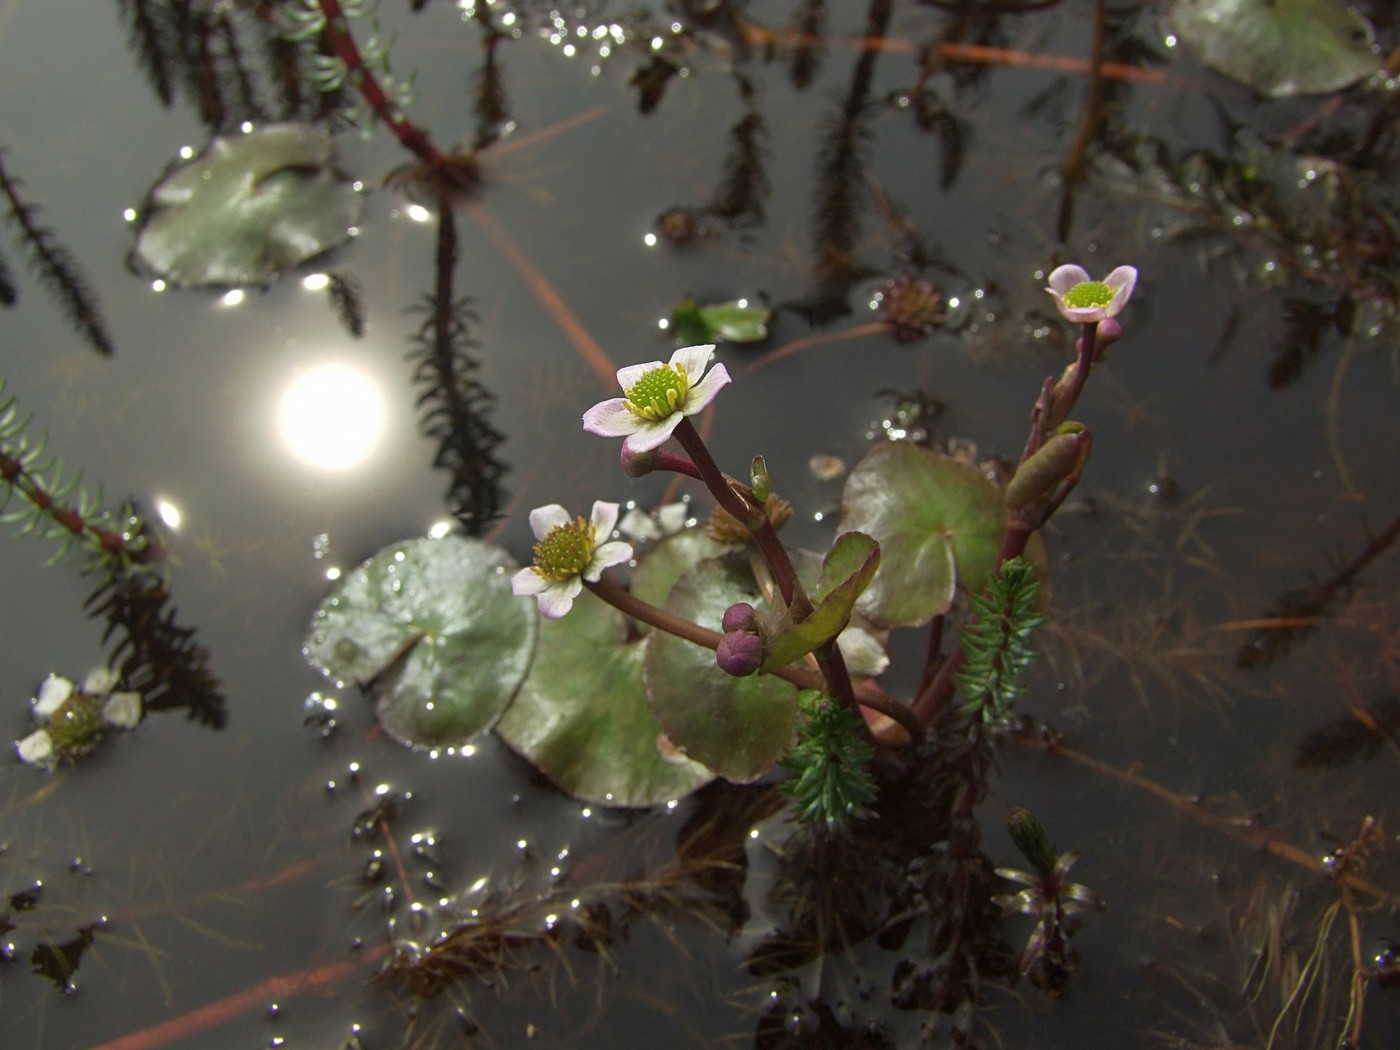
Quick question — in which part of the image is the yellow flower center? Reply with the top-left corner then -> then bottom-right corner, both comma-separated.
532,517 -> 595,582
624,364 -> 690,422
1063,280 -> 1112,309
45,693 -> 104,753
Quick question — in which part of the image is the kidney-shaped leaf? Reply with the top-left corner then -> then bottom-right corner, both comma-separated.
304,535 -> 536,749
134,123 -> 363,287
1168,0 -> 1379,98
645,555 -> 799,782
837,442 -> 1006,628
496,589 -> 714,807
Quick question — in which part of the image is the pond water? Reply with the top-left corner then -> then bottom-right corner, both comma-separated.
2,1 -> 1398,1048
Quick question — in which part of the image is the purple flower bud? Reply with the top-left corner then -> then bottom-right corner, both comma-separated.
620,444 -> 656,478
716,630 -> 764,677
721,602 -> 756,633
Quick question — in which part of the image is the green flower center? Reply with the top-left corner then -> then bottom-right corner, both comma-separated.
532,517 -> 596,582
1063,280 -> 1113,309
624,364 -> 689,422
45,693 -> 105,753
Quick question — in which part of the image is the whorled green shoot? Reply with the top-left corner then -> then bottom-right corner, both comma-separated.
780,689 -> 878,831
954,556 -> 1044,722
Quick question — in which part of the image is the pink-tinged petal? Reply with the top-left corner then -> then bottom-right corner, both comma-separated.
1103,265 -> 1137,315
34,676 -> 74,719
669,343 -> 716,384
616,360 -> 663,391
589,500 -> 621,537
527,504 -> 571,540
1046,264 -> 1091,296
620,413 -> 683,453
584,540 -> 634,581
683,362 -> 731,415
512,566 -> 549,596
582,398 -> 642,438
1058,304 -> 1108,323
536,578 -> 582,619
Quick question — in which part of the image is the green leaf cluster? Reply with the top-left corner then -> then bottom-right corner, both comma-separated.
780,690 -> 878,831
954,557 -> 1044,721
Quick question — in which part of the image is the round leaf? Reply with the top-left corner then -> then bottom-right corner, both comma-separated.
836,442 -> 1007,628
629,527 -> 729,618
1168,0 -> 1379,98
644,555 -> 799,782
496,589 -> 714,807
134,123 -> 363,286
304,536 -> 536,749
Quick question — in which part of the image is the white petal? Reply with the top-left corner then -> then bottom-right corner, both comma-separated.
616,360 -> 663,391
683,362 -> 731,416
527,504 -> 571,540
656,502 -> 690,534
1058,305 -> 1108,323
618,508 -> 661,541
1103,265 -> 1138,316
582,398 -> 642,438
621,414 -> 683,453
103,692 -> 143,729
34,676 -> 74,719
1046,264 -> 1091,295
669,343 -> 716,384
16,730 -> 55,767
536,578 -> 582,619
836,627 -> 890,677
83,667 -> 117,694
583,540 -> 634,581
512,566 -> 549,596
589,500 -> 621,537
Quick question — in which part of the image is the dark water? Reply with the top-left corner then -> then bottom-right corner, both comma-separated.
2,2 -> 1397,1047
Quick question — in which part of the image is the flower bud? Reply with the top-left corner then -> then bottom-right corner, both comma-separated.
721,602 -> 756,633
1005,427 -> 1091,510
716,630 -> 764,677
620,444 -> 656,478
750,456 -> 771,503
1007,807 -> 1058,875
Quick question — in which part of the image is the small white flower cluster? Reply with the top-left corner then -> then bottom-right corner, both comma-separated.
15,668 -> 143,769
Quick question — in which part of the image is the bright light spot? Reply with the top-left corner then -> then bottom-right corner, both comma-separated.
643,232 -> 658,247
406,203 -> 431,223
326,566 -> 342,580
1164,34 -> 1177,48
302,273 -> 331,291
155,498 -> 182,529
562,43 -> 576,58
947,296 -> 960,309
151,279 -> 167,293
657,318 -> 669,330
221,289 -> 245,307
352,180 -> 364,192
240,121 -> 254,134
736,298 -> 748,308
277,362 -> 387,471
122,208 -> 138,223
501,11 -> 516,26
178,145 -> 195,159
516,839 -> 528,850
428,520 -> 453,539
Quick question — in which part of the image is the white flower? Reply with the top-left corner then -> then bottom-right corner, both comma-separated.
33,675 -> 75,719
16,729 -> 55,767
102,691 -> 143,729
581,344 -> 731,453
511,501 -> 634,619
1045,265 -> 1137,324
618,501 -> 691,543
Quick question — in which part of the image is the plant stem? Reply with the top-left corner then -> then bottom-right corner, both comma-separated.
584,576 -> 921,745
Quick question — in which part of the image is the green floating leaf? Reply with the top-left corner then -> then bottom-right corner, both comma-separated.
304,535 -> 536,749
671,294 -> 771,345
644,554 -> 799,782
1167,0 -> 1379,98
760,531 -> 879,673
496,589 -> 714,807
836,442 -> 1007,628
629,526 -> 729,621
134,123 -> 363,287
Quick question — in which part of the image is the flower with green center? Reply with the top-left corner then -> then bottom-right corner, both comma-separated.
1045,264 -> 1137,324
16,668 -> 143,769
511,501 -> 634,619
582,344 -> 731,453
